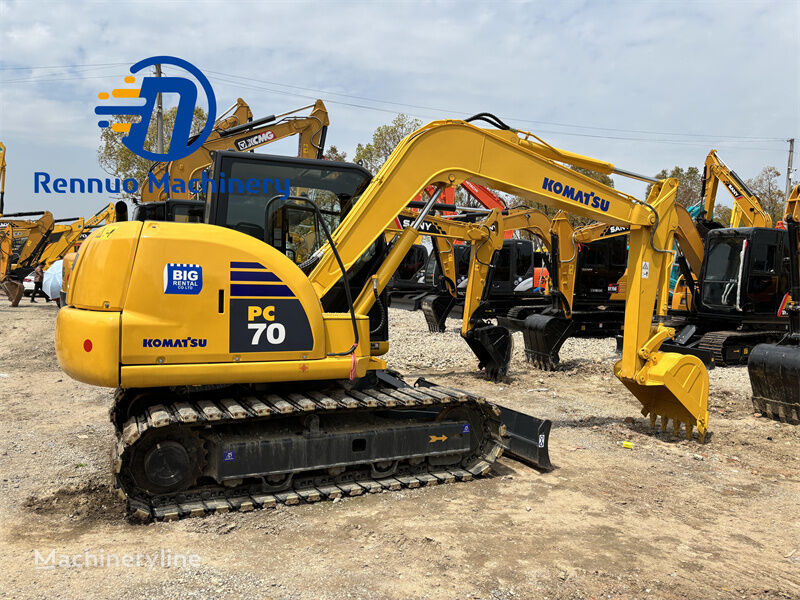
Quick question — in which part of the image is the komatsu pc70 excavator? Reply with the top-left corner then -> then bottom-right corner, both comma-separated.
55,116 -> 709,521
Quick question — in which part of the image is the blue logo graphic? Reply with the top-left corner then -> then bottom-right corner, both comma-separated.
94,56 -> 216,162
223,450 -> 235,462
462,424 -> 471,434
163,263 -> 203,295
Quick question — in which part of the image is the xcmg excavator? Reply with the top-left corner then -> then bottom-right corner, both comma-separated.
55,117 -> 709,521
0,211 -> 55,305
136,98 -> 329,221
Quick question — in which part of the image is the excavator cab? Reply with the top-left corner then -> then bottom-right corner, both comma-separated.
699,228 -> 792,319
208,151 -> 390,345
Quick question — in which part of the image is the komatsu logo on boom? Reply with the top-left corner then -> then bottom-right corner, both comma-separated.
542,177 -> 610,212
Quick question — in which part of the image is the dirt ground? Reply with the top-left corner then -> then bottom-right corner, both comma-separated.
0,304 -> 798,600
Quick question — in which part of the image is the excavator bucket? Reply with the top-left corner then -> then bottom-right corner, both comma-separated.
748,217 -> 800,424
421,293 -> 457,333
614,352 -> 710,441
748,342 -> 800,424
463,321 -> 513,381
2,280 -> 24,306
521,314 -> 575,370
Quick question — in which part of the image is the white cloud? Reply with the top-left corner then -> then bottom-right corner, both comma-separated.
0,0 -> 797,217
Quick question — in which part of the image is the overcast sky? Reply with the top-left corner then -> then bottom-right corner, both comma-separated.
0,0 -> 798,218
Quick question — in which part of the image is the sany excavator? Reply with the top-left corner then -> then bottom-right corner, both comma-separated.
135,98 -> 329,221
55,116 -> 709,521
0,211 -> 55,305
670,149 -> 772,314
664,155 -> 793,365
697,149 -> 772,231
748,185 -> 800,423
387,205 -> 554,362
386,183 -> 518,311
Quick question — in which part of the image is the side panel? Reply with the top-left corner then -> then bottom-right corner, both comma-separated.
55,307 -> 120,387
120,221 -> 326,365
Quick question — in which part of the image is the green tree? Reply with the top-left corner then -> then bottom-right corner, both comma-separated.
323,145 -> 347,161
713,204 -> 733,225
747,166 -> 785,223
354,114 -> 422,172
97,106 -> 208,198
649,165 -> 703,208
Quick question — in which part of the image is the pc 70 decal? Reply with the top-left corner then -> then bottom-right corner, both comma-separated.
229,298 -> 313,353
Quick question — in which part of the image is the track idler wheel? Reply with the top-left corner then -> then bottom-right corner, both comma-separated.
463,321 -> 512,381
748,342 -> 800,424
521,314 -> 575,370
421,293 -> 456,333
129,429 -> 205,495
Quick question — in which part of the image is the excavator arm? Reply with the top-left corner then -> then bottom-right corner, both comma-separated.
310,119 -> 708,440
786,184 -> 799,222
0,142 -> 6,215
140,99 -> 329,202
0,211 -> 55,305
701,149 -> 772,228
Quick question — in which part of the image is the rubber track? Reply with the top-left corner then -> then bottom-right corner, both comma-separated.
111,382 -> 506,521
698,331 -> 783,366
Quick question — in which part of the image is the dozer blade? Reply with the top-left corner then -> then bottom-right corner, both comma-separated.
421,293 -> 457,333
495,405 -> 553,471
463,322 -> 512,381
748,342 -> 800,424
614,352 -> 709,442
1,280 -> 24,306
521,314 -> 575,371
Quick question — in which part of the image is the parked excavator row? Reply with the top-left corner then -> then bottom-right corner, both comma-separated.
1,211 -> 55,305
56,115 -> 710,520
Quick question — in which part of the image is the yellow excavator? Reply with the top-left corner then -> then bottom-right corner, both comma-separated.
55,115 -> 709,521
0,211 -> 55,305
748,184 -> 800,423
698,149 -> 772,230
0,142 -> 6,215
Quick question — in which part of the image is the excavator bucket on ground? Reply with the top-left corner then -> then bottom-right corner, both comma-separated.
749,344 -> 800,423
521,313 -> 575,370
462,322 -> 513,381
2,280 -> 24,306
615,350 -> 710,441
748,217 -> 800,424
421,292 -> 457,333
